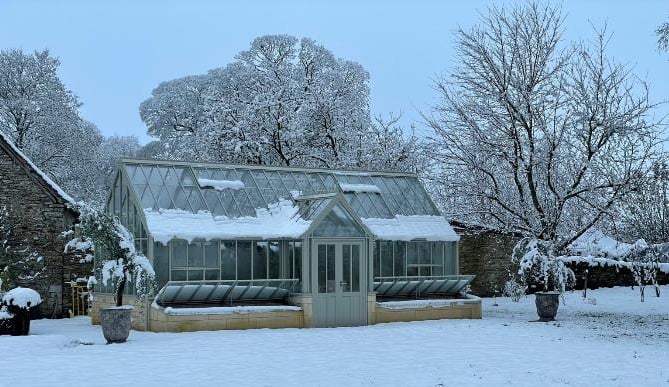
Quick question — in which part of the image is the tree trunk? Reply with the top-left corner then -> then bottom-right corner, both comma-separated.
116,275 -> 126,307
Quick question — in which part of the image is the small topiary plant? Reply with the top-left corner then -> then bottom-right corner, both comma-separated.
71,203 -> 155,307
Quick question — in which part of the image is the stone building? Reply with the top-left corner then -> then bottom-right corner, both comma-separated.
0,132 -> 90,318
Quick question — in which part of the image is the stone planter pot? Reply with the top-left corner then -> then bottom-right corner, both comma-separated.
535,291 -> 560,321
100,307 -> 132,343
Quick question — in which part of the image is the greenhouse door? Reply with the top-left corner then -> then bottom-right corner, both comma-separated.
311,240 -> 367,327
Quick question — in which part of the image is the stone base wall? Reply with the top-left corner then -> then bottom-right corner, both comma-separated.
288,294 -> 313,327
367,293 -> 377,324
374,299 -> 482,324
148,307 -> 304,332
91,292 -> 482,333
90,293 -> 148,331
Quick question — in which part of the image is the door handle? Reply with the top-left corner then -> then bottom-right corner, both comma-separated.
339,281 -> 348,287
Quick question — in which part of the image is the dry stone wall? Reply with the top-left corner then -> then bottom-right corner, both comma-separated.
457,226 -> 520,296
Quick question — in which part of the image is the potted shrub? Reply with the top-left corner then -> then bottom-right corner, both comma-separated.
512,238 -> 575,321
1,287 -> 42,335
73,204 -> 154,344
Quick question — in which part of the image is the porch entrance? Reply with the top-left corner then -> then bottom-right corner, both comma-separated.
311,240 -> 367,327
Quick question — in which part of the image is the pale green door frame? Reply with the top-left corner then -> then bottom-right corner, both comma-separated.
311,239 -> 368,327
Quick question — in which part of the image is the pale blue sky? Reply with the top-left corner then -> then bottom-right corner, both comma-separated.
1,0 -> 667,143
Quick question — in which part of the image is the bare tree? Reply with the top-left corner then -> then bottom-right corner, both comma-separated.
424,2 -> 662,251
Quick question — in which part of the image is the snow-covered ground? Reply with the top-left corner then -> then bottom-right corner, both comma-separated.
3,286 -> 668,386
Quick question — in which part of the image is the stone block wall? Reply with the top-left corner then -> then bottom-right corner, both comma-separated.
0,148 -> 92,318
148,307 -> 305,332
456,224 -> 520,296
374,298 -> 482,323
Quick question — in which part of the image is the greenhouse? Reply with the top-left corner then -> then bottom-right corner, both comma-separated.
96,159 -> 478,330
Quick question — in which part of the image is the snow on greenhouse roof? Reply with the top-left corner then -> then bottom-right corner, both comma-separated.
339,183 -> 381,194
197,178 -> 245,191
0,131 -> 75,204
362,215 -> 460,242
145,199 -> 311,244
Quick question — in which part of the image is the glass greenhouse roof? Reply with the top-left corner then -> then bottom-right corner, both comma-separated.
121,160 -> 440,218
112,159 -> 459,242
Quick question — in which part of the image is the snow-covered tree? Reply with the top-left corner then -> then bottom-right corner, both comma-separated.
140,35 -> 415,171
86,136 -> 141,206
0,49 -> 107,202
353,113 -> 421,172
424,2 -> 662,251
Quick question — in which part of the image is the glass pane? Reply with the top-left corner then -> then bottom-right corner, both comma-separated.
407,242 -> 418,276
446,241 -> 457,275
311,204 -> 365,237
394,241 -> 406,277
237,241 -> 252,280
381,241 -> 393,277
269,241 -> 281,279
419,242 -> 430,265
373,241 -> 380,278
278,171 -> 300,192
188,270 -> 204,281
205,269 -> 219,281
254,242 -> 268,279
294,242 -> 302,281
327,244 -> 335,293
171,270 -> 187,281
247,188 -> 265,209
171,240 -> 187,268
307,174 -> 326,191
188,241 -> 204,267
342,245 -> 351,292
172,188 -> 188,210
252,170 -> 271,188
318,244 -> 327,293
204,241 -> 219,268
221,241 -> 236,280
317,244 -> 336,293
153,242 -> 169,289
432,242 -> 444,276
352,244 -> 360,292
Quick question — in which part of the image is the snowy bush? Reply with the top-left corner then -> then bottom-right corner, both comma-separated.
512,238 -> 575,293
502,279 -> 526,302
72,203 -> 155,306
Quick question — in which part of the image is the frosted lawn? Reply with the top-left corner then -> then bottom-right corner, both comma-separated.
4,286 -> 668,386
